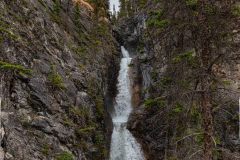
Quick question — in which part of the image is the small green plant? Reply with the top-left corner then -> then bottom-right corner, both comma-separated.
72,46 -> 87,57
172,103 -> 184,113
38,0 -> 47,7
146,9 -> 170,29
190,104 -> 201,122
195,132 -> 204,145
75,126 -> 95,136
128,63 -> 134,67
204,4 -> 216,15
222,80 -> 231,86
48,66 -> 65,90
147,19 -> 170,28
55,151 -> 74,160
0,61 -> 32,75
232,4 -> 240,16
95,132 -> 104,145
95,97 -> 104,118
172,50 -> 197,67
148,10 -> 164,18
20,117 -> 31,128
158,77 -> 173,88
0,27 -> 19,40
186,0 -> 198,7
144,98 -> 166,108
41,144 -> 50,156
70,106 -> 90,119
62,115 -> 75,127
50,0 -> 61,23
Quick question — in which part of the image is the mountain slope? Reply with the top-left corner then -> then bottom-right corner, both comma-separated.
0,0 -> 119,159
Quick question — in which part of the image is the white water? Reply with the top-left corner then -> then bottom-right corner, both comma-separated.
109,0 -> 120,13
110,46 -> 145,160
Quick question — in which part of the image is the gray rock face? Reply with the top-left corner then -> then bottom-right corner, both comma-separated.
0,0 -> 119,159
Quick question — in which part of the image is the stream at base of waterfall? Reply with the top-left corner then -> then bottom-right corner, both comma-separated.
110,46 -> 145,160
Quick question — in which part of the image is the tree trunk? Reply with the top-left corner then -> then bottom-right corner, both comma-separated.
201,77 -> 214,160
198,1 -> 214,159
200,30 -> 214,160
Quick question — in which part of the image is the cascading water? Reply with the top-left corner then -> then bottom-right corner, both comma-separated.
110,46 -> 145,160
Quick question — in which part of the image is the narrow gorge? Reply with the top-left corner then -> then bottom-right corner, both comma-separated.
0,0 -> 240,160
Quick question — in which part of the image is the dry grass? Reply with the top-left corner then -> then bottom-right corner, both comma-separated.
72,0 -> 94,11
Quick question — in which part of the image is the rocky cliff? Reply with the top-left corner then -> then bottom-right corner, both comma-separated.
0,0 -> 119,160
115,0 -> 240,160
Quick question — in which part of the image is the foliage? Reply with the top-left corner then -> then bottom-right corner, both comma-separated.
62,115 -> 75,127
72,46 -> 87,57
0,27 -> 19,41
0,18 -> 20,41
172,103 -> 184,113
38,0 -> 47,7
144,97 -> 165,108
146,9 -> 171,29
70,106 -> 91,119
147,19 -> 170,28
185,0 -> 198,7
50,0 -> 61,23
95,97 -> 104,119
75,126 -> 95,136
48,66 -> 65,90
55,151 -> 74,160
232,4 -> 240,16
159,77 -> 173,88
172,50 -> 197,67
94,132 -> 104,145
0,61 -> 32,75
41,144 -> 50,156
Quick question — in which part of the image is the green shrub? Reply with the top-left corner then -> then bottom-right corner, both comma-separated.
95,132 -> 104,145
41,144 -> 50,156
72,46 -> 87,57
232,4 -> 240,16
76,126 -> 95,136
55,151 -> 74,160
172,50 -> 197,67
62,115 -> 75,127
0,61 -> 32,75
50,0 -> 61,23
38,0 -> 47,7
144,98 -> 165,108
146,10 -> 170,29
158,77 -> 173,88
195,132 -> 204,145
70,107 -> 90,119
172,103 -> 184,113
94,97 -> 104,118
204,4 -> 216,15
48,66 -> 65,90
0,27 -> 19,40
186,0 -> 198,7
147,19 -> 170,28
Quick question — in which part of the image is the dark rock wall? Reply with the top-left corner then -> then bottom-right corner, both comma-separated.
0,0 -> 119,160
116,1 -> 240,160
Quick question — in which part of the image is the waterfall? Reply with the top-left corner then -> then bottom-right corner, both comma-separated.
110,46 -> 145,160
0,76 -> 4,159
